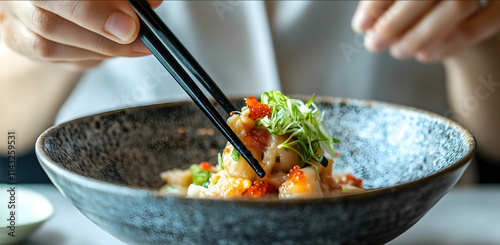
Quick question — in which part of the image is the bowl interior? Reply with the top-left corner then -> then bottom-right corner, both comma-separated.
40,97 -> 474,191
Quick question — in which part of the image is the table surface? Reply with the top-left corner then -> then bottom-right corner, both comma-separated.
20,184 -> 500,245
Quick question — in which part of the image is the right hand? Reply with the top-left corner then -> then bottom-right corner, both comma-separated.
0,1 -> 162,70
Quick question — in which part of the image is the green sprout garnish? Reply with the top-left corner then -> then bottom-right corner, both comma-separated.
162,185 -> 176,192
218,152 -> 224,170
258,90 -> 339,167
202,181 -> 210,188
190,164 -> 211,187
231,148 -> 241,161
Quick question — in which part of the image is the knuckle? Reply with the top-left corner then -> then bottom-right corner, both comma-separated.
93,36 -> 125,56
375,21 -> 398,40
450,1 -> 477,14
31,7 -> 60,37
65,60 -> 103,71
0,8 -> 5,23
32,36 -> 53,58
457,25 -> 477,43
69,1 -> 90,24
31,1 -> 61,12
405,41 -> 419,54
2,22 -> 25,54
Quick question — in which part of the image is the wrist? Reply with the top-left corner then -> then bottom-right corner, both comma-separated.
443,32 -> 500,68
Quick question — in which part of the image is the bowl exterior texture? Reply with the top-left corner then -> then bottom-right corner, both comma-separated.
36,97 -> 475,245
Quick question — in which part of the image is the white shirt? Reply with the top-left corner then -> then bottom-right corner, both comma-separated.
56,1 -> 447,124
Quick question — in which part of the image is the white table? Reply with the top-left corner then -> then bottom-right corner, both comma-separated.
24,184 -> 500,245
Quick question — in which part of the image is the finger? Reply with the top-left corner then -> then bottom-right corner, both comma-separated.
364,1 -> 436,51
352,0 -> 394,34
51,59 -> 103,71
148,0 -> 164,9
390,1 -> 479,59
31,0 -> 139,44
417,2 -> 500,62
2,14 -> 112,62
0,5 -> 5,23
14,4 -> 150,57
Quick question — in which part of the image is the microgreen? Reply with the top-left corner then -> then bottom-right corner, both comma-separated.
231,148 -> 241,161
218,153 -> 224,170
190,164 -> 211,187
258,91 -> 339,167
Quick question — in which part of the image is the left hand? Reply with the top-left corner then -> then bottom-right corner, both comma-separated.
351,0 -> 500,62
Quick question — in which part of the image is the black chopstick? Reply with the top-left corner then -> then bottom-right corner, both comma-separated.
128,0 -> 266,178
128,1 -> 236,115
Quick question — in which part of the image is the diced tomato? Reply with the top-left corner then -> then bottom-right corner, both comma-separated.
334,152 -> 340,158
339,174 -> 363,188
287,165 -> 305,183
199,161 -> 211,171
245,96 -> 272,120
244,129 -> 270,151
245,180 -> 277,198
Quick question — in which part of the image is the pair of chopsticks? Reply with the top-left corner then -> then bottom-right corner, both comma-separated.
128,0 -> 266,178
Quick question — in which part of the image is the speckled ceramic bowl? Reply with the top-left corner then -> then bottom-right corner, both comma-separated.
36,96 -> 475,245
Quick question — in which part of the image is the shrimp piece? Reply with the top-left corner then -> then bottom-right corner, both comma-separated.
221,143 -> 259,180
279,166 -> 323,199
160,169 -> 192,187
227,110 -> 255,138
262,134 -> 302,173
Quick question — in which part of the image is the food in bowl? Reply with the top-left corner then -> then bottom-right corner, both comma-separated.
159,91 -> 364,199
36,94 -> 476,245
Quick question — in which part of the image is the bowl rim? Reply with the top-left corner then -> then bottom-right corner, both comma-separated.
35,96 -> 477,204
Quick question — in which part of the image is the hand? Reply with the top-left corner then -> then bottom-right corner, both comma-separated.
352,0 -> 500,62
0,1 -> 162,70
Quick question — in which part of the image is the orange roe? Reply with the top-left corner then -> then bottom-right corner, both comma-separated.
339,174 -> 363,188
245,96 -> 272,120
245,180 -> 277,198
199,161 -> 211,171
244,129 -> 270,151
287,165 -> 305,183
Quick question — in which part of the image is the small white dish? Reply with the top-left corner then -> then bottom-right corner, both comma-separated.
0,185 -> 54,245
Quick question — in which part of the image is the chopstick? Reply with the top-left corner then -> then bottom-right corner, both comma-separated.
128,0 -> 236,115
128,0 -> 266,178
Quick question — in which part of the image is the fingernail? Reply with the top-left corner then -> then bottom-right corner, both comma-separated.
390,42 -> 409,59
105,11 -> 136,42
416,52 -> 438,63
352,12 -> 367,33
364,32 -> 386,51
353,13 -> 375,34
132,40 -> 151,54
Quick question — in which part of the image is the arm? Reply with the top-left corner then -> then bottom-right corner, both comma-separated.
0,42 -> 80,155
352,0 -> 500,162
0,0 -> 162,155
443,34 -> 500,160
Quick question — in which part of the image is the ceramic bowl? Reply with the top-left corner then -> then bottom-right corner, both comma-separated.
36,97 -> 475,245
0,185 -> 54,245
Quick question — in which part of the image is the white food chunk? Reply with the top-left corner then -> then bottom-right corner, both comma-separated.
226,110 -> 255,138
160,169 -> 192,187
159,185 -> 189,196
262,134 -> 302,173
279,167 -> 323,199
221,143 -> 258,181
189,170 -> 252,198
187,184 -> 207,198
